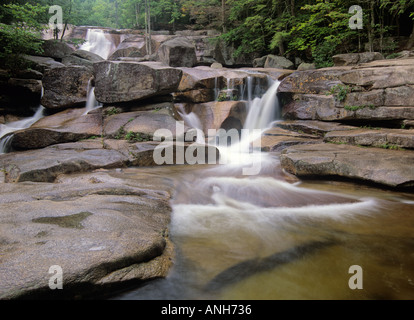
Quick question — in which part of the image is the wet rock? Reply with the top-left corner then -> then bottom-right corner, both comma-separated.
280,143 -> 414,188
257,127 -> 322,152
11,108 -> 103,150
94,61 -> 182,104
178,101 -> 248,136
41,66 -> 93,110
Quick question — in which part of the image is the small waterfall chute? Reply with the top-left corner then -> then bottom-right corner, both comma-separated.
176,105 -> 205,145
83,78 -> 102,115
0,105 -> 45,154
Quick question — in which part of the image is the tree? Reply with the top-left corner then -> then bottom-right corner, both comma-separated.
0,2 -> 48,71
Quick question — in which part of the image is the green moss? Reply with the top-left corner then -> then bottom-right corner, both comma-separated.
327,84 -> 350,102
125,131 -> 152,143
104,107 -> 122,116
378,143 -> 404,151
344,104 -> 377,112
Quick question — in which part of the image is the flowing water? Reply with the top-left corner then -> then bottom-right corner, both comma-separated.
83,78 -> 102,115
80,29 -> 116,60
0,105 -> 45,154
116,77 -> 414,300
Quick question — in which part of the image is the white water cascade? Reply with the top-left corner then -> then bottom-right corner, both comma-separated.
79,29 -> 115,60
117,72 -> 414,301
0,105 -> 45,154
83,78 -> 102,115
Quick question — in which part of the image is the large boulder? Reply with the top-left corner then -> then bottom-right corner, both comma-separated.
278,68 -> 345,94
253,56 -> 267,68
332,52 -> 384,66
157,37 -> 197,68
41,66 -> 93,110
103,109 -> 185,141
62,49 -> 104,70
94,61 -> 183,104
0,167 -> 174,299
280,143 -> 414,188
178,100 -> 248,136
264,55 -> 294,69
40,39 -> 75,60
323,128 -> 414,149
22,55 -> 65,73
339,65 -> 414,89
11,108 -> 103,150
0,77 -> 42,109
109,36 -> 157,60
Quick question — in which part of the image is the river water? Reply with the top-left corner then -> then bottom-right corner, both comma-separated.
116,77 -> 414,300
115,157 -> 414,300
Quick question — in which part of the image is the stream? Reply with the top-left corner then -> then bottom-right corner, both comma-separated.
115,64 -> 414,300
115,157 -> 414,300
2,28 -> 413,300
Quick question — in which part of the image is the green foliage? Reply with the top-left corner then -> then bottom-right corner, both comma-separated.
104,107 -> 122,116
378,143 -> 404,150
0,3 -> 47,71
327,84 -> 350,102
344,105 -> 376,111
125,131 -> 151,143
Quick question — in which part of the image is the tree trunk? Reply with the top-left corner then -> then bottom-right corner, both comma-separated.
148,0 -> 152,55
135,3 -> 140,28
144,0 -> 149,55
405,24 -> 414,50
222,0 -> 226,33
367,0 -> 375,52
60,0 -> 72,41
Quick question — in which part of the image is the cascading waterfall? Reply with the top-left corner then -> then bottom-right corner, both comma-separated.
117,71 -> 413,301
83,78 -> 102,115
79,29 -> 115,60
0,105 -> 45,154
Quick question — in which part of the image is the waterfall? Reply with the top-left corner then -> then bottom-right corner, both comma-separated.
216,79 -> 281,169
0,105 -> 45,154
243,79 -> 280,131
79,29 -> 115,60
176,105 -> 205,144
83,78 -> 102,115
